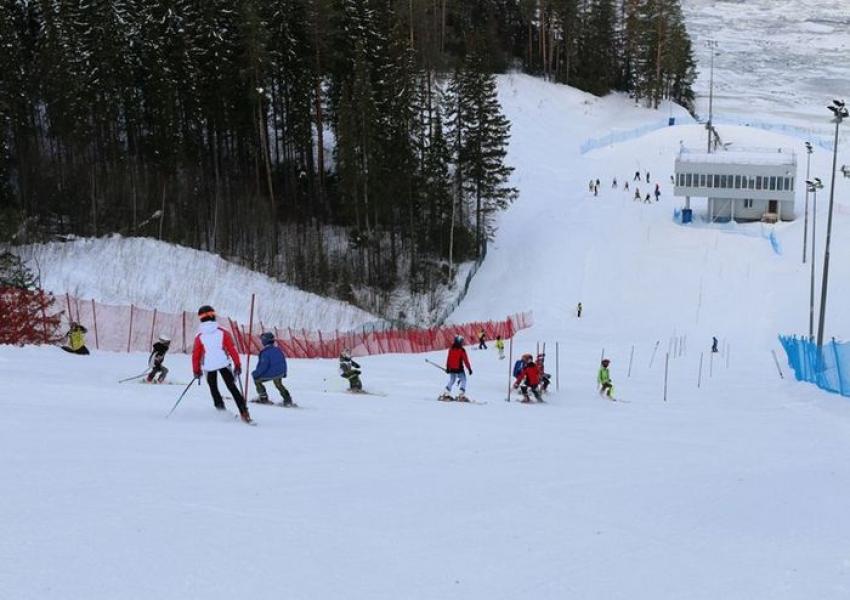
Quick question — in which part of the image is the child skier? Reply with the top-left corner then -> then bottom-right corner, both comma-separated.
61,322 -> 90,355
513,353 -> 543,402
577,302 -> 583,318
495,335 -> 505,360
339,349 -> 363,392
441,335 -> 472,400
191,305 -> 253,423
478,328 -> 488,350
598,358 -> 614,400
146,334 -> 171,383
252,332 -> 295,406
536,353 -> 552,393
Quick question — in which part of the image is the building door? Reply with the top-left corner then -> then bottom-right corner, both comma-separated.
768,200 -> 778,214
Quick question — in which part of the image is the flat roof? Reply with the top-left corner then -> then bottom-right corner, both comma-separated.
677,147 -> 796,167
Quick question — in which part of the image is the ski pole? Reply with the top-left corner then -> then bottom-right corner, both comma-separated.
424,359 -> 447,372
119,369 -> 150,383
166,377 -> 199,418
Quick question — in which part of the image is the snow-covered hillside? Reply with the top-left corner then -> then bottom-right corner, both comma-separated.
683,0 -> 850,137
5,74 -> 850,600
15,236 -> 380,331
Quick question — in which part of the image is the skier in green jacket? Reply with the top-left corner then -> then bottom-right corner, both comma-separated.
598,358 -> 614,399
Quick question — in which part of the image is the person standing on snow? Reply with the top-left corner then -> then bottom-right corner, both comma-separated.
577,302 -> 583,318
712,337 -> 719,353
478,328 -> 488,350
634,187 -> 641,201
252,332 -> 295,407
442,335 -> 472,400
624,181 -> 630,192
513,353 -> 543,402
146,335 -> 171,383
633,170 -> 640,181
646,171 -> 651,183
598,358 -> 614,400
612,177 -> 618,189
191,305 -> 253,423
654,183 -> 661,201
495,335 -> 506,360
61,322 -> 90,355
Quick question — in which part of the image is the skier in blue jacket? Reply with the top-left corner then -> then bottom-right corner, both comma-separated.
251,332 -> 296,406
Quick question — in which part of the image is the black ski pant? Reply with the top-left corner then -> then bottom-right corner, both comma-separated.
207,368 -> 247,414
255,377 -> 292,403
62,345 -> 90,355
147,364 -> 169,382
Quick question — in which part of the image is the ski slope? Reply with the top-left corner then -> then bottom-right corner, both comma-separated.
4,74 -> 850,599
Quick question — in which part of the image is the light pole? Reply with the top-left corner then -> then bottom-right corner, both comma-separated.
806,178 -> 823,339
802,142 -> 813,263
706,40 -> 719,153
816,100 -> 848,351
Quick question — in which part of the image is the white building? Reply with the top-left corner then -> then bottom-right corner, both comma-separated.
673,147 -> 798,222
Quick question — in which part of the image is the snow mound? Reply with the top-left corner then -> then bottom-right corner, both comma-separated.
15,236 -> 380,331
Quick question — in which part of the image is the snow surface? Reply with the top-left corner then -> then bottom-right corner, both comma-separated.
5,74 -> 850,599
683,0 -> 850,138
15,236 -> 380,330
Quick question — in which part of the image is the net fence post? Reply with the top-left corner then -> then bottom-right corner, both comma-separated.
832,338 -> 845,396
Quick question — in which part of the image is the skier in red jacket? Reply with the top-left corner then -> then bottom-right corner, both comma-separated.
441,335 -> 472,400
191,305 -> 252,423
514,353 -> 543,402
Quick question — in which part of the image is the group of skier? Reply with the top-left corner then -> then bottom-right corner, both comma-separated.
68,303 -> 623,421
591,170 -> 663,204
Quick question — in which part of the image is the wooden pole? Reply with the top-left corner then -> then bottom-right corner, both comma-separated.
627,345 -> 634,377
663,352 -> 670,402
91,298 -> 99,350
127,304 -> 134,353
244,294 -> 256,395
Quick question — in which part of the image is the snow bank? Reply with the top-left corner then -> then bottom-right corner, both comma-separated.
15,236 -> 380,331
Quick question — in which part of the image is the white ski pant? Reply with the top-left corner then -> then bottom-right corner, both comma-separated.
445,372 -> 467,392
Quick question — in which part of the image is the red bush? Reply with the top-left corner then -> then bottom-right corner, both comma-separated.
0,287 -> 62,346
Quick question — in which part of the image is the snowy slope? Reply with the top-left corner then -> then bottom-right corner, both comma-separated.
5,74 -> 850,600
15,236 -> 380,330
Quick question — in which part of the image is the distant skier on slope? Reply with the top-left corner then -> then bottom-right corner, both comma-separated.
191,305 -> 253,424
339,348 -> 363,392
252,332 -> 296,406
440,335 -> 472,401
612,177 -> 618,189
145,334 -> 171,383
495,335 -> 505,360
712,337 -> 719,353
577,302 -> 583,318
513,353 -> 543,402
598,358 -> 614,400
478,328 -> 488,350
654,183 -> 661,201
633,170 -> 640,181
61,322 -> 90,355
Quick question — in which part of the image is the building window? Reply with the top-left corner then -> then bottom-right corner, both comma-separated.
720,175 -> 727,188
784,177 -> 790,191
714,174 -> 720,188
700,174 -> 706,187
735,175 -> 742,189
686,173 -> 692,187
769,176 -> 776,191
744,199 -> 754,209
756,176 -> 762,190
790,178 -> 794,191
749,177 -> 755,190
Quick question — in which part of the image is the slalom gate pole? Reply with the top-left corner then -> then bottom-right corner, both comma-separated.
627,345 -> 634,377
649,340 -> 660,368
243,293 -> 256,397
167,378 -> 199,418
663,352 -> 670,402
506,336 -> 514,402
119,370 -> 150,384
771,350 -> 785,380
698,352 -> 704,388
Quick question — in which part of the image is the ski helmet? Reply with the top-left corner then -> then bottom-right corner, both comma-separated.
601,358 -> 610,367
158,334 -> 171,345
454,335 -> 464,345
198,305 -> 216,322
260,332 -> 275,346
522,353 -> 533,361
341,348 -> 352,359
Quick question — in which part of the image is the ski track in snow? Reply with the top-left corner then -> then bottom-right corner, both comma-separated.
5,73 -> 850,599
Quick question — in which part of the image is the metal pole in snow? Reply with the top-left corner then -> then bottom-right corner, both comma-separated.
649,340 -> 660,368
628,345 -> 634,377
698,352 -> 704,388
771,349 -> 785,380
664,352 -> 670,402
243,294 -> 256,395
556,341 -> 560,391
91,298 -> 99,350
506,336 -> 514,402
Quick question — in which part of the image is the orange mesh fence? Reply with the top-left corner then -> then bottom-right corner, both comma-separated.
49,294 -> 532,358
